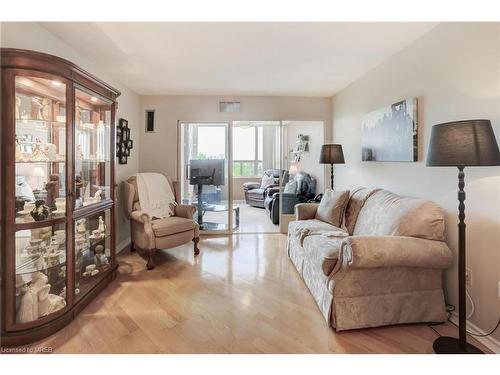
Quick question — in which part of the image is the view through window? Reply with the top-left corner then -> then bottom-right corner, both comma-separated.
232,125 -> 263,177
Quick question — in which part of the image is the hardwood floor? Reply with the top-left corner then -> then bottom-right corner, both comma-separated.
26,234 -> 490,353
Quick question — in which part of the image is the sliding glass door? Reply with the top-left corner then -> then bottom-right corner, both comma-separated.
232,121 -> 283,233
178,120 -> 325,234
179,122 -> 234,233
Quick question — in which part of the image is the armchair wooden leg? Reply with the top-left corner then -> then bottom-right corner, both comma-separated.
193,237 -> 200,255
146,249 -> 156,270
130,241 -> 136,252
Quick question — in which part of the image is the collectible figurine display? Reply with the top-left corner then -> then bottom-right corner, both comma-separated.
94,245 -> 109,267
4,51 -> 119,345
17,272 -> 66,323
30,200 -> 50,221
45,174 -> 59,211
16,227 -> 68,323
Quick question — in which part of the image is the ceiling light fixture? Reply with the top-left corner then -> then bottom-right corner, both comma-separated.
52,80 -> 63,87
90,97 -> 98,103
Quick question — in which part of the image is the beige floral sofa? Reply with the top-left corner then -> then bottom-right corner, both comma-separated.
287,187 -> 453,331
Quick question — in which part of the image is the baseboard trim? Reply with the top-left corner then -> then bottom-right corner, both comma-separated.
449,312 -> 500,353
117,238 -> 131,254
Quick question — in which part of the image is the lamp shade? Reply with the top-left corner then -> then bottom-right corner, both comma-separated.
426,119 -> 500,167
319,144 -> 345,164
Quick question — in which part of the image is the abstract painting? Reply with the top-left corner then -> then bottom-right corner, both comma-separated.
361,98 -> 418,162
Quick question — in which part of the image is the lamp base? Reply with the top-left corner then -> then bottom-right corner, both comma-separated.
433,336 -> 483,354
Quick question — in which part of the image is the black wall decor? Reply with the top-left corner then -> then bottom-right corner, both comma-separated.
117,118 -> 133,164
145,110 -> 155,132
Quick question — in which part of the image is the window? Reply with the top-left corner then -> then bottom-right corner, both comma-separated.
232,125 -> 262,177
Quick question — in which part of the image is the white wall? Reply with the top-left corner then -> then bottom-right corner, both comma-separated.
332,22 -> 500,341
285,121 -> 325,193
139,95 -> 332,181
1,22 -> 141,249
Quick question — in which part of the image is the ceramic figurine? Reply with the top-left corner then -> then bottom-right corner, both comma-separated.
21,110 -> 29,123
30,200 -> 50,221
94,245 -> 109,267
34,254 -> 47,271
18,283 -> 39,323
44,143 -> 57,160
17,272 -> 48,323
98,216 -> 106,234
32,138 -> 49,162
15,96 -> 21,119
17,272 -> 66,323
41,98 -> 51,120
30,97 -> 44,120
15,137 -> 26,162
94,189 -> 102,200
76,218 -> 87,234
75,175 -> 83,199
45,174 -> 59,211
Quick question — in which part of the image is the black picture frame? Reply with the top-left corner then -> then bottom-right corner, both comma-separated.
117,118 -> 133,164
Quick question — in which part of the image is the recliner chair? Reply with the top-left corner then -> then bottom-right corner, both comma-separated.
123,175 -> 200,270
243,169 -> 289,208
265,172 -> 316,225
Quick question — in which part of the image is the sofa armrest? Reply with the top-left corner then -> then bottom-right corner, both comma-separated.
294,203 -> 319,220
342,236 -> 453,270
266,186 -> 280,196
174,204 -> 196,219
243,182 -> 261,191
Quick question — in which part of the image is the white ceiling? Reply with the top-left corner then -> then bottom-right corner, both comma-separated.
42,22 -> 437,97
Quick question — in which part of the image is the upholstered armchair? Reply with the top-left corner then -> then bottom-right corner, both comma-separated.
124,175 -> 200,270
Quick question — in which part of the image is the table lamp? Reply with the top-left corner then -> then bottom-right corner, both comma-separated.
426,119 -> 500,354
319,144 -> 345,190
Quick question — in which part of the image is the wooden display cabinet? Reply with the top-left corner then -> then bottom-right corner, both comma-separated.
1,49 -> 121,346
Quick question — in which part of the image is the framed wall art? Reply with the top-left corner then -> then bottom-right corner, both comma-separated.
361,98 -> 418,162
117,118 -> 133,164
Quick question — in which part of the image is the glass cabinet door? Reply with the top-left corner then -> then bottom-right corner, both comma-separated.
15,224 -> 67,324
74,209 -> 112,301
14,76 -> 67,223
74,88 -> 112,209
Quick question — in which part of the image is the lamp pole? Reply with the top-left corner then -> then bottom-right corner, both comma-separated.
457,166 -> 466,350
330,164 -> 334,190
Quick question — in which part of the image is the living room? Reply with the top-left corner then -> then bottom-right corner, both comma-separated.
1,1 -> 499,372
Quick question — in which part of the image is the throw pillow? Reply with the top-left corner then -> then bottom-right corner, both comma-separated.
283,180 -> 297,194
315,189 -> 350,227
260,173 -> 275,189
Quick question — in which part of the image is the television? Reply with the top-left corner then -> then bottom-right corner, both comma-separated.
188,159 -> 225,186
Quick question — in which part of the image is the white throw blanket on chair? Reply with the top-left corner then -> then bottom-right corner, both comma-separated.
136,173 -> 177,219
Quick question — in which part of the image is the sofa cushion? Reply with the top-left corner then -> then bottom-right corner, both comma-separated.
289,219 -> 343,238
260,173 -> 275,189
303,235 -> 346,276
151,216 -> 196,237
315,189 -> 350,227
283,180 -> 297,194
353,189 -> 445,241
344,187 -> 380,235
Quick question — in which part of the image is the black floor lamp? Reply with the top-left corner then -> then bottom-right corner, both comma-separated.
319,144 -> 345,190
426,119 -> 500,354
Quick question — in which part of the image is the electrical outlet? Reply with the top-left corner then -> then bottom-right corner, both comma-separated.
465,268 -> 472,287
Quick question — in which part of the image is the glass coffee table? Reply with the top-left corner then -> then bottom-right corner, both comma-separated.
192,203 -> 240,231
